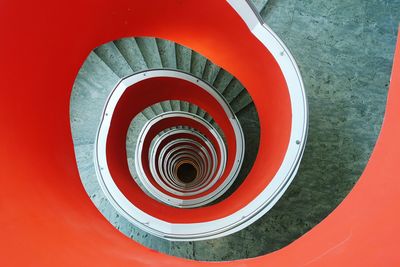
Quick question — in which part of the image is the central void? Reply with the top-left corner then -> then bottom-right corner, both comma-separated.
177,163 -> 198,183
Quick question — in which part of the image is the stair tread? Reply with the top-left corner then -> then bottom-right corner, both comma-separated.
156,38 -> 177,69
202,60 -> 220,85
136,37 -> 163,68
230,90 -> 253,114
70,52 -> 119,145
156,39 -> 178,111
175,44 -> 192,114
213,70 -> 234,94
94,42 -> 134,77
175,44 -> 192,72
160,100 -> 173,112
190,51 -> 207,77
223,79 -> 245,103
114,38 -> 148,72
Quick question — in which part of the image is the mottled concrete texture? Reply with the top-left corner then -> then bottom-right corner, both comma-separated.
70,0 -> 399,262
187,0 -> 398,261
169,0 -> 399,261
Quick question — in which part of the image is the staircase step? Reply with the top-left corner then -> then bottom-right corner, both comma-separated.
114,38 -> 148,72
213,69 -> 234,94
180,100 -> 190,112
190,51 -> 207,77
190,52 -> 207,114
160,100 -> 173,112
150,102 -> 164,115
196,109 -> 207,118
175,44 -> 192,113
195,105 -> 207,119
203,112 -> 213,122
230,90 -> 253,114
141,107 -> 156,119
126,112 -> 154,203
222,79 -> 245,103
202,60 -> 220,84
136,37 -> 163,68
156,38 -> 177,69
175,44 -> 192,72
126,112 -> 149,146
156,39 -> 178,111
70,52 -> 119,145
189,103 -> 198,114
135,37 -> 165,112
94,42 -> 133,77
170,100 -> 181,111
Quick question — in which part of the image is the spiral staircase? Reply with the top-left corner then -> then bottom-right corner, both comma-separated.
71,37 -> 264,245
1,0 -> 400,265
68,0 -> 309,257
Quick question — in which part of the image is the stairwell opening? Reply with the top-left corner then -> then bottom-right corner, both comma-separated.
176,162 -> 197,183
71,36 -> 264,261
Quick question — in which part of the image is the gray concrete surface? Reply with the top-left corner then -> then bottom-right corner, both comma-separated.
182,0 -> 399,261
